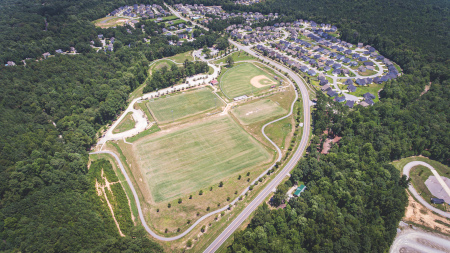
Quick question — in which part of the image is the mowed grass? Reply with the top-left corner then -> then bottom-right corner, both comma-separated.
231,99 -> 287,125
113,112 -> 135,134
220,63 -> 277,99
133,115 -> 272,202
147,88 -> 223,123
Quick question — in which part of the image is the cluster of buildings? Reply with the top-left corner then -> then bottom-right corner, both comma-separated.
108,4 -> 170,19
234,0 -> 262,5
229,24 -> 282,44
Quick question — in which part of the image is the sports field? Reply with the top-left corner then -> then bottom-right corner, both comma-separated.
133,115 -> 272,202
220,63 -> 278,99
231,99 -> 287,125
146,88 -> 223,123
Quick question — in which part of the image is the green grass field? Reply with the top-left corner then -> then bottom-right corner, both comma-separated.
113,112 -> 135,134
93,16 -> 133,28
213,51 -> 256,65
220,63 -> 278,99
168,51 -> 194,63
348,82 -> 383,102
146,88 -> 223,123
133,115 -> 272,203
231,99 -> 287,125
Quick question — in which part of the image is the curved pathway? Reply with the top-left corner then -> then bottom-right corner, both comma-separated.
390,230 -> 450,253
403,161 -> 450,218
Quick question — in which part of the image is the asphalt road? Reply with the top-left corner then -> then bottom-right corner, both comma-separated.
203,40 -> 312,253
403,161 -> 450,218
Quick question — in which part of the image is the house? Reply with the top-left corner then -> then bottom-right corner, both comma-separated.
293,185 -> 306,197
319,79 -> 328,86
355,79 -> 366,86
98,34 -> 104,39
365,98 -> 375,105
363,92 -> 375,100
359,57 -> 368,62
431,198 -> 445,204
300,66 -> 308,72
6,61 -> 16,66
345,100 -> 355,108
55,49 -> 63,54
335,96 -> 346,102
323,66 -> 331,72
349,61 -> 358,67
344,79 -> 353,85
358,66 -> 367,72
211,80 -> 218,85
321,84 -> 331,91
42,52 -> 51,59
307,69 -> 316,76
358,42 -> 363,48
327,89 -> 338,97
347,84 -> 357,92
332,69 -> 341,75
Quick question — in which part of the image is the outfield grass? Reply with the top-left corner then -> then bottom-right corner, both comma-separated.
147,88 -> 223,123
213,51 -> 256,65
113,112 -> 135,134
264,117 -> 293,149
133,115 -> 272,203
220,63 -> 278,99
231,99 -> 287,125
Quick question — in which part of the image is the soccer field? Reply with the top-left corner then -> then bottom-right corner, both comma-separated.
146,88 -> 223,123
220,63 -> 278,99
133,115 -> 272,203
231,99 -> 288,125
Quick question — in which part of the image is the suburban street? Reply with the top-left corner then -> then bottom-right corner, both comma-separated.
203,39 -> 312,253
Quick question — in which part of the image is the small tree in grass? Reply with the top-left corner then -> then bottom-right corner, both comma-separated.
247,172 -> 250,176
238,175 -> 241,180
189,195 -> 192,199
165,228 -> 168,233
235,191 -> 238,194
219,181 -> 224,187
199,190 -> 203,195
177,228 -> 181,232
210,186 -> 213,191
187,240 -> 192,248
178,198 -> 182,204
197,212 -> 200,216
247,178 -> 250,182
201,225 -> 206,233
157,208 -> 159,212
168,203 -> 171,208
227,197 -> 230,201
206,206 -> 210,211
187,219 -> 191,224
226,55 -> 234,67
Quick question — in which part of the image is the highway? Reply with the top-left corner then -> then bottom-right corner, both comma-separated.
203,40 -> 312,252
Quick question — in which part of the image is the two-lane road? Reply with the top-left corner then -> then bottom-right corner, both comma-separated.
203,40 -> 312,252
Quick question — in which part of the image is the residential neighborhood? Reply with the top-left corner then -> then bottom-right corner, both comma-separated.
227,19 -> 401,107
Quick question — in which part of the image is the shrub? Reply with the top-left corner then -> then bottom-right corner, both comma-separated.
156,208 -> 159,212
201,225 -> 206,233
227,197 -> 230,201
168,203 -> 171,208
221,211 -> 225,216
187,240 -> 192,248
177,228 -> 181,232
206,206 -> 210,211
199,190 -> 203,195
246,172 -> 250,176
178,198 -> 182,204
210,186 -> 213,191
247,178 -> 250,182
238,175 -> 241,180
165,228 -> 168,233
189,195 -> 192,199
197,212 -> 200,216
249,185 -> 254,191
219,181 -> 223,187
235,191 -> 238,194
187,219 -> 191,224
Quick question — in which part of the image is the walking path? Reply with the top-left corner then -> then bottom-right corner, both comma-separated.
403,161 -> 450,218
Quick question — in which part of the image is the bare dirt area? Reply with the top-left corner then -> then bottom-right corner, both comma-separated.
404,192 -> 450,235
250,75 -> 276,88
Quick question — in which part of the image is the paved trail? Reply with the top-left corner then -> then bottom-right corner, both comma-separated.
403,161 -> 450,218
